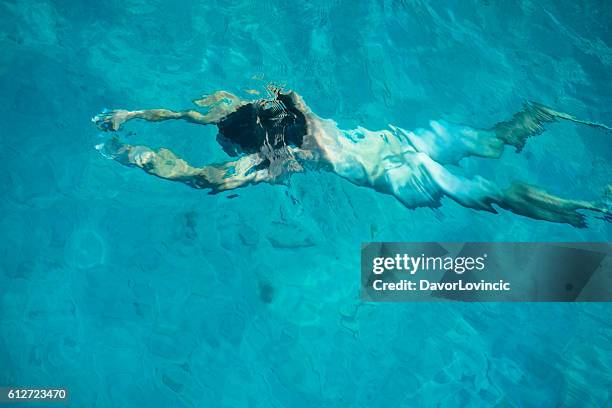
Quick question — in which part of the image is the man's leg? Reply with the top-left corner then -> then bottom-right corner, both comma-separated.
491,102 -> 612,152
372,151 -> 609,228
418,155 -> 610,228
394,102 -> 610,165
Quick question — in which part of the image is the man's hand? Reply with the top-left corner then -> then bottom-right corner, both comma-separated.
92,109 -> 131,131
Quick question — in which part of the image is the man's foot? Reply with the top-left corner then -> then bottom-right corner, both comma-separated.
92,109 -> 131,131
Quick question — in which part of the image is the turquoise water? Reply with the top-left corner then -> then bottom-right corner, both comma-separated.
1,1 -> 611,406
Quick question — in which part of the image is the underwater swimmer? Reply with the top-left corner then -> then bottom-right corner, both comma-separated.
93,88 -> 611,228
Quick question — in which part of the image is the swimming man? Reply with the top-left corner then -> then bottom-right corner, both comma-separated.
93,87 -> 611,228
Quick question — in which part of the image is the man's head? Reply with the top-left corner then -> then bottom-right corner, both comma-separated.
216,91 -> 308,156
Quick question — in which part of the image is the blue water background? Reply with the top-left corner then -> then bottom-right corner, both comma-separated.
1,1 -> 611,406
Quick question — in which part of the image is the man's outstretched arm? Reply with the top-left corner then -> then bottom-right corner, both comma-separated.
99,138 -> 271,192
92,91 -> 246,131
92,108 -> 211,131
